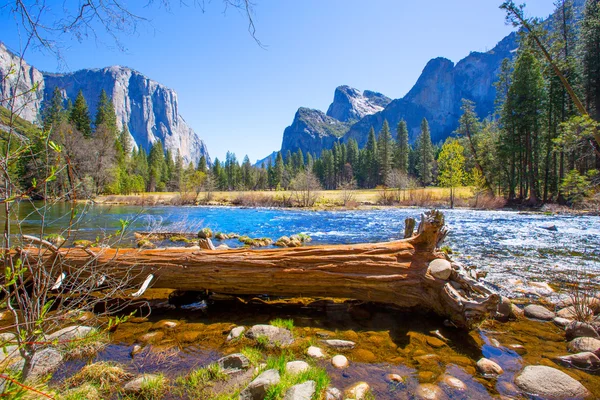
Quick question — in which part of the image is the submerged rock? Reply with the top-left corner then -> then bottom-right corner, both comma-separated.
507,344 -> 527,355
414,383 -> 443,400
568,337 -> 600,353
331,354 -> 349,369
440,375 -> 466,391
344,382 -> 370,400
139,331 -> 164,343
240,369 -> 280,400
245,325 -> 294,347
283,380 -> 315,400
323,339 -> 356,349
515,365 -> 590,398
386,373 -> 404,383
476,358 -> 504,376
523,304 -> 555,321
566,321 -> 599,341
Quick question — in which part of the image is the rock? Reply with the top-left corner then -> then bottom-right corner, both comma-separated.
283,380 -> 316,400
245,324 -> 294,347
139,331 -> 164,343
0,332 -> 16,345
327,86 -> 391,123
515,365 -> 590,399
428,259 -> 452,280
130,344 -> 143,357
476,358 -> 504,376
566,321 -> 599,341
507,344 -> 527,355
386,373 -> 404,383
541,225 -> 558,231
26,347 -> 63,382
227,326 -> 246,341
555,351 -> 600,369
353,349 -> 377,362
415,383 -> 443,400
325,387 -> 342,400
440,375 -> 466,391
307,346 -> 325,359
217,353 -> 250,371
137,239 -> 156,249
496,296 -> 514,321
239,369 -> 280,400
197,228 -> 213,239
511,303 -> 524,318
216,244 -> 230,250
568,337 -> 600,353
285,360 -> 310,375
344,381 -> 370,400
557,305 -> 593,320
523,304 -> 555,321
46,325 -> 93,342
554,317 -> 572,327
425,336 -> 446,348
123,374 -> 161,394
323,339 -> 355,349
152,320 -> 178,330
331,355 -> 349,369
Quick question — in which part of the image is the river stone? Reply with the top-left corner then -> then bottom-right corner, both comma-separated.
555,351 -> 600,369
496,296 -> 513,321
515,365 -> 590,398
130,344 -> 143,357
285,360 -> 310,375
508,344 -> 527,355
283,380 -> 316,400
239,369 -> 280,400
217,353 -> 250,371
566,321 -> 599,341
331,354 -> 349,369
227,326 -> 246,341
245,325 -> 293,347
344,381 -> 370,400
139,331 -> 164,343
323,339 -> 355,349
26,347 -> 63,382
386,373 -> 404,383
554,317 -> 572,327
152,320 -> 178,330
325,387 -> 342,400
123,374 -> 160,394
557,305 -> 593,320
568,337 -> 600,353
440,375 -> 466,391
46,325 -> 93,342
414,383 -> 443,400
476,358 -> 504,376
307,346 -> 325,359
428,259 -> 452,280
523,304 -> 555,321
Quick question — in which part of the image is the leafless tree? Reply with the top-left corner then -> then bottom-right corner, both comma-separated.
290,170 -> 321,207
386,168 -> 410,203
338,178 -> 357,207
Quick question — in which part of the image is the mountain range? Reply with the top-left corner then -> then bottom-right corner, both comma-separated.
0,42 -> 210,166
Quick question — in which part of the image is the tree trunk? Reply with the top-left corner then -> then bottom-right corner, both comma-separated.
19,211 -> 499,329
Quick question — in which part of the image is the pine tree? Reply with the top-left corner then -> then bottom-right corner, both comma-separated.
241,155 -> 254,190
416,118 -> 434,186
43,87 -> 65,131
377,120 -> 393,185
148,140 -> 167,191
274,152 -> 284,189
582,0 -> 600,122
364,127 -> 378,188
197,155 -> 208,173
94,89 -> 118,136
119,125 -> 133,156
395,120 -> 410,173
69,90 -> 92,137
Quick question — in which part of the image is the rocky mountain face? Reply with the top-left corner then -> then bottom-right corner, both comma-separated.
326,85 -> 391,122
0,43 -> 209,166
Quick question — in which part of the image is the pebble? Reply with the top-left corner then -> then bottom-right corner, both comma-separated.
507,344 -> 527,355
476,358 -> 504,376
306,346 -> 325,359
331,355 -> 349,369
386,373 -> 404,383
428,259 -> 452,280
323,339 -> 355,349
130,344 -> 143,357
152,320 -> 178,330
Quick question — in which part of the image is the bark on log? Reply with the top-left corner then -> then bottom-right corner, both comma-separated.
17,210 -> 499,329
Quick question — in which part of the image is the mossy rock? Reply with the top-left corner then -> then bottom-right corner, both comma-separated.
73,239 -> 93,248
274,236 -> 291,247
44,234 -> 65,245
214,232 -> 229,240
198,228 -> 213,239
169,236 -> 190,243
291,233 -> 312,243
137,239 -> 156,249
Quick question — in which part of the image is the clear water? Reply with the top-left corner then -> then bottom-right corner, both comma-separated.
8,203 -> 600,296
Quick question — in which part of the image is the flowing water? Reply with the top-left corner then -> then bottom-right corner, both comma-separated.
6,203 -> 600,398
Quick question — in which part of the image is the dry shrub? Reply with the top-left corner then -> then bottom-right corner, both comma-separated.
66,361 -> 131,390
471,194 -> 506,209
169,193 -> 197,205
231,192 -> 279,207
563,268 -> 599,322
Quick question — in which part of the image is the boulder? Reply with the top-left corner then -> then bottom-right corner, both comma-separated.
476,358 -> 504,376
46,325 -> 93,342
217,353 -> 250,372
568,337 -> 600,353
226,326 -> 246,341
566,321 -> 599,341
557,306 -> 593,320
515,365 -> 590,398
245,325 -> 294,347
344,382 -> 370,400
285,360 -> 310,375
322,339 -> 355,349
523,304 -> 555,321
555,352 -> 600,370
239,369 -> 280,400
123,374 -> 161,394
283,380 -> 316,400
428,259 -> 452,280
26,347 -> 63,382
306,346 -> 325,359
331,355 -> 349,369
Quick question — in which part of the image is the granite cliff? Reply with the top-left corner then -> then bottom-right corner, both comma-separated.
0,43 -> 209,165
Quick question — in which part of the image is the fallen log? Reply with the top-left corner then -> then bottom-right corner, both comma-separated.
17,210 -> 499,329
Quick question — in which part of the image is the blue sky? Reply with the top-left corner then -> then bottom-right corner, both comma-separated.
0,1 -> 556,163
